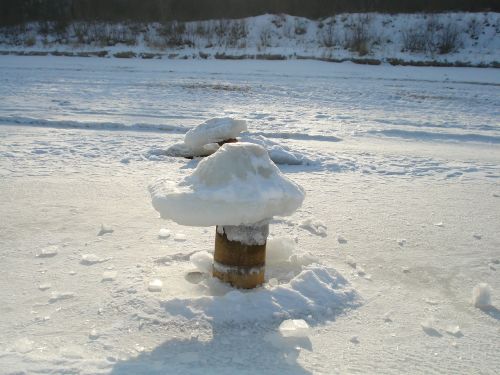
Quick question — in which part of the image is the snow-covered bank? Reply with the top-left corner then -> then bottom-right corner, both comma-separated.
1,12 -> 499,67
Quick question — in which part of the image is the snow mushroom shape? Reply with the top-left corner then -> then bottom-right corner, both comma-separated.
184,118 -> 248,149
149,142 -> 305,227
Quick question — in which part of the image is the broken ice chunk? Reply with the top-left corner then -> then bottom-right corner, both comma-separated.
49,291 -> 75,303
433,222 -> 444,227
148,279 -> 163,292
174,233 -> 187,242
102,271 -> 117,281
472,283 -> 492,308
279,319 -> 310,338
38,283 -> 51,291
190,251 -> 213,273
158,228 -> 171,239
36,245 -> 58,258
81,254 -> 106,265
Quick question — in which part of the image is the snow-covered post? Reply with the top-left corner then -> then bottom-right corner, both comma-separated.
149,143 -> 304,289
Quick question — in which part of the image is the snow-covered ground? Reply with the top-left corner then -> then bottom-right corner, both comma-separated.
1,12 -> 499,66
0,56 -> 499,374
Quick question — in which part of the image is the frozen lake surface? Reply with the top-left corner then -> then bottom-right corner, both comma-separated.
0,56 -> 499,374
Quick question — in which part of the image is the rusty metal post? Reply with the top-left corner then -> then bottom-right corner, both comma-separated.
213,225 -> 268,289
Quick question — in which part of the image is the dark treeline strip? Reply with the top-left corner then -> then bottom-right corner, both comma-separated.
1,0 -> 499,26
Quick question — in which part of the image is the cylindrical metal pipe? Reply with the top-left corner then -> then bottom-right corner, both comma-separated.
213,224 -> 268,289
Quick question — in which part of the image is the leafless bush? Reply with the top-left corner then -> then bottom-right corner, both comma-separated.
294,18 -> 307,35
344,15 -> 373,56
23,35 -> 36,47
436,22 -> 461,54
159,21 -> 193,47
467,16 -> 481,39
402,25 -> 427,52
70,22 -> 90,44
214,19 -> 230,45
226,20 -> 247,48
259,27 -> 272,48
402,17 -> 462,55
318,20 -> 338,47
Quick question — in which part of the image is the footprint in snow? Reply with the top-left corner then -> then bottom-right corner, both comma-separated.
299,218 -> 327,237
97,224 -> 114,236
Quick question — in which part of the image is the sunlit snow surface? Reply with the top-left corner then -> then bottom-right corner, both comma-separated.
0,57 -> 499,375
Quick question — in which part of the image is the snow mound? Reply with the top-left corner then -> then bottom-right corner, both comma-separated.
150,143 -> 305,226
184,118 -> 247,148
472,283 -> 492,308
162,265 -> 359,323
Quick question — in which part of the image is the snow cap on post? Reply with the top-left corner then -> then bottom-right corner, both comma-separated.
149,142 -> 305,226
184,118 -> 247,148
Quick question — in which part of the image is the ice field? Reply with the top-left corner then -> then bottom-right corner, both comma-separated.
0,56 -> 499,374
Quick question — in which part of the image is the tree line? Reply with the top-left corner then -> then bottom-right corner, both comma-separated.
1,0 -> 499,26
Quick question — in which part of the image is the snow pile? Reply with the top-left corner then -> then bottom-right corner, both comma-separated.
163,239 -> 358,323
184,118 -> 247,148
150,142 -> 305,226
162,264 -> 358,323
472,283 -> 492,308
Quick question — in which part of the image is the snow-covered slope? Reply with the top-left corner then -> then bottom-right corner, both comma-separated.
1,12 -> 499,66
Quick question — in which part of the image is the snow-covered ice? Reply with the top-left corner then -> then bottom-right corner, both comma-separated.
472,283 -> 492,308
1,57 -> 499,374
